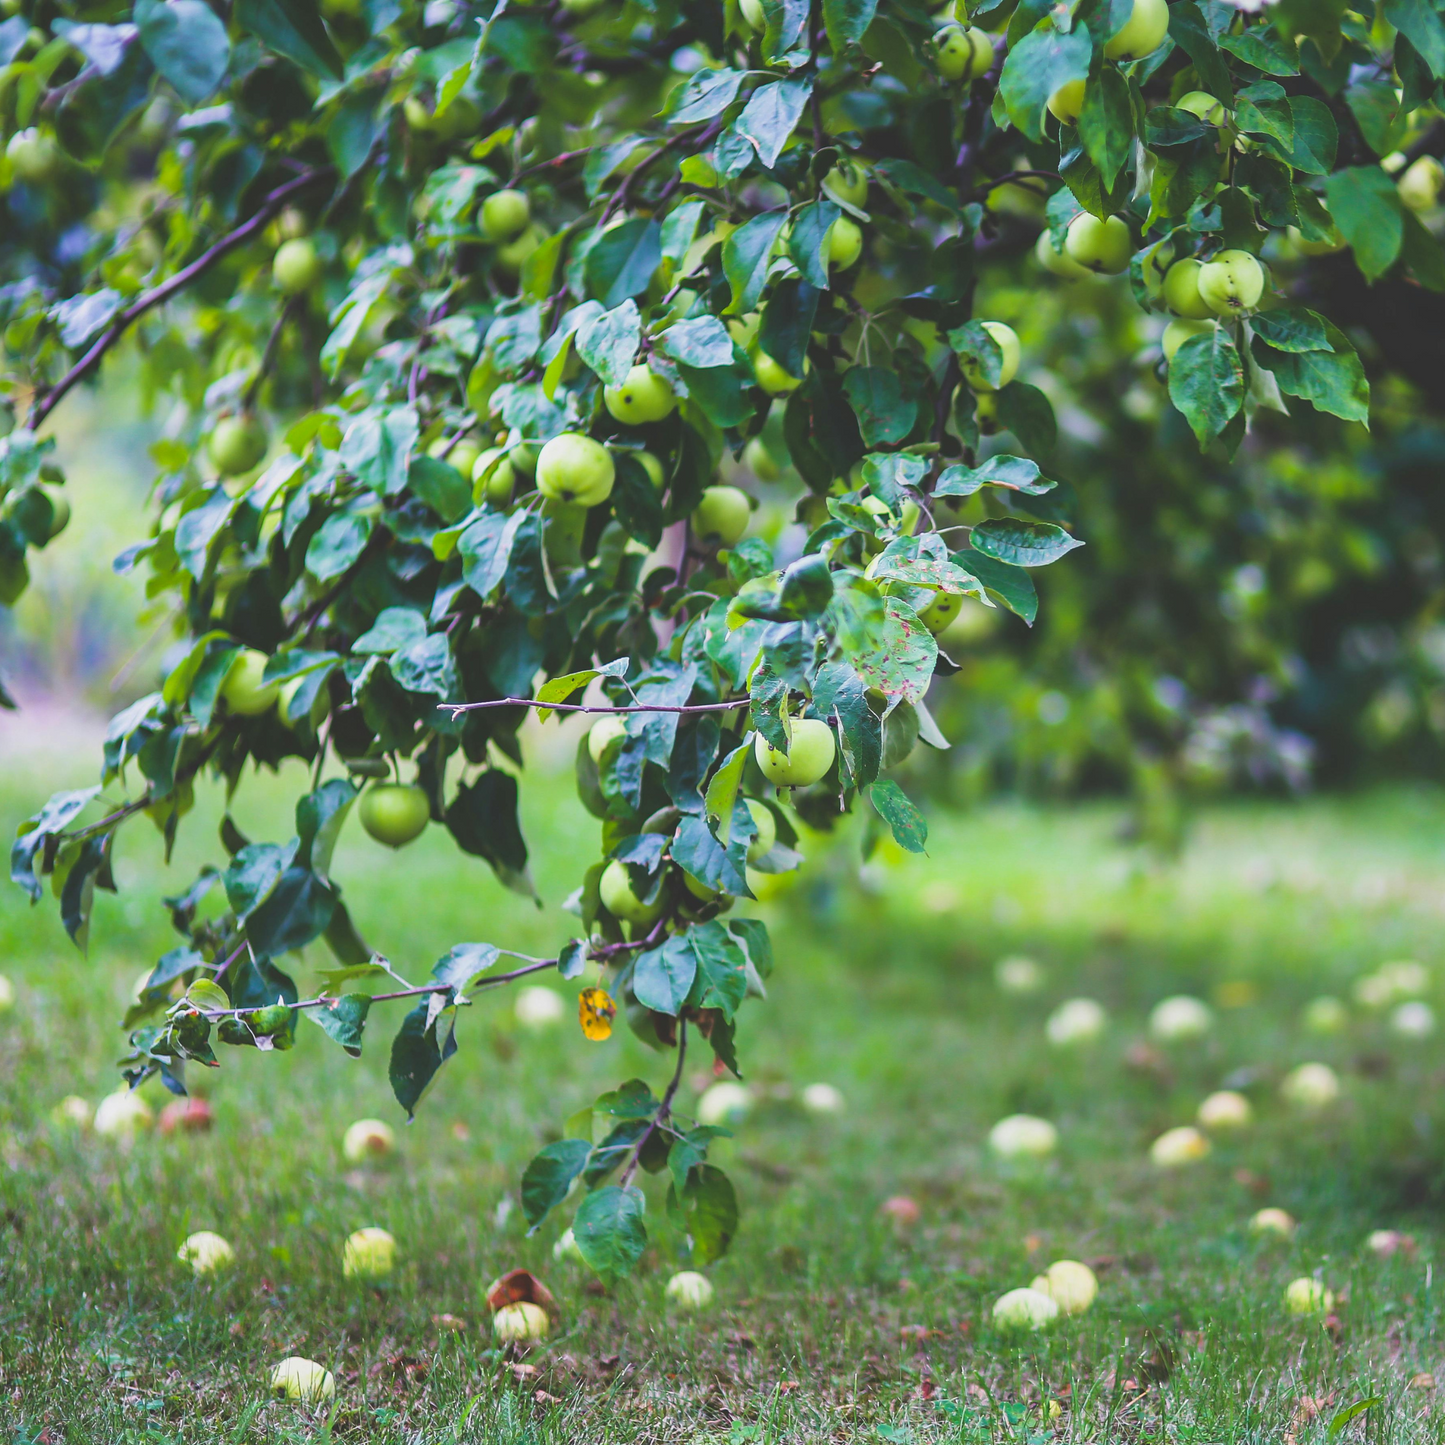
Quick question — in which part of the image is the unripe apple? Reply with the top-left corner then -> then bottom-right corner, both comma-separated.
271,1356 -> 335,1403
272,237 -> 323,295
745,798 -> 776,863
1162,258 -> 1215,318
481,188 -> 531,241
1170,93 -> 1223,132
1284,1277 -> 1333,1316
988,1113 -> 1057,1159
1162,317 -> 1214,362
603,364 -> 676,424
515,985 -> 565,1028
974,392 -> 999,433
1398,155 -> 1444,213
536,433 -> 615,506
221,649 -> 280,716
638,450 -> 666,488
471,447 -> 516,506
1287,225 -> 1345,257
1302,995 -> 1347,1034
1065,212 -> 1131,275
178,1230 -> 235,1275
1029,1259 -> 1097,1315
1047,78 -> 1086,125
1034,231 -> 1089,280
46,493 -> 71,539
738,0 -> 764,31
665,1270 -> 715,1309
753,350 -> 805,395
359,783 -> 430,848
801,1081 -> 844,1113
920,591 -> 963,635
743,437 -> 781,481
754,717 -> 836,787
993,1287 -> 1059,1331
343,1226 -> 397,1280
588,714 -> 629,764
599,858 -> 662,925
960,320 -> 1020,392
508,439 -> 539,477
430,434 -> 483,482
1104,0 -> 1169,61
1197,1090 -> 1252,1131
933,23 -> 993,83
343,1117 -> 395,1163
826,216 -> 863,271
1281,1062 -> 1339,1110
495,223 -> 548,274
1149,994 -> 1213,1041
1197,249 -> 1265,316
697,1080 -> 752,1125
1149,1125 -> 1210,1167
1045,997 -> 1106,1045
6,127 -> 60,183
560,0 -> 606,10
692,485 -> 752,546
1251,1207 -> 1296,1238
494,1301 -> 549,1342
209,415 -> 268,476
823,158 -> 869,207
432,94 -> 481,141
94,1089 -> 153,1139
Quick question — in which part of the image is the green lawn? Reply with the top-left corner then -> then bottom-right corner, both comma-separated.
5,738 -> 1445,1443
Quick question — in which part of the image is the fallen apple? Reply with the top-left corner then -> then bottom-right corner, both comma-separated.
1280,1062 -> 1339,1110
1150,1125 -> 1210,1167
988,1114 -> 1057,1160
178,1230 -> 236,1275
1029,1259 -> 1097,1315
1284,1276 -> 1333,1316
800,1082 -> 844,1114
271,1356 -> 336,1403
664,1270 -> 715,1309
995,956 -> 1044,995
515,985 -> 566,1028
1250,1207 -> 1296,1239
1197,1090 -> 1252,1131
493,1300 -> 549,1342
94,1089 -> 154,1140
992,1287 -> 1059,1332
1149,994 -> 1213,1042
1045,997 -> 1106,1046
343,1226 -> 397,1280
342,1117 -> 396,1163
697,1080 -> 752,1126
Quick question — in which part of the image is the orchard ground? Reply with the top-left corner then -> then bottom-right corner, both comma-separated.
5,721 -> 1445,1441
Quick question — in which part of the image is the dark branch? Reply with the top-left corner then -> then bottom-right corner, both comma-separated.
619,1017 -> 688,1190
446,696 -> 749,717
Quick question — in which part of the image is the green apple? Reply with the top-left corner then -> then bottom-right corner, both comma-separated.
6,127 -> 59,183
178,1230 -> 235,1275
823,158 -> 869,207
933,23 -> 993,83
753,350 -> 805,395
432,94 -> 481,141
587,714 -> 629,764
692,485 -> 752,546
974,392 -> 999,434
992,1287 -> 1059,1331
42,492 -> 71,540
471,447 -> 516,507
272,237 -> 323,295
745,799 -> 776,863
1197,248 -> 1264,316
481,188 -> 531,241
754,718 -> 836,787
743,437 -> 782,481
359,783 -> 430,848
1046,78 -> 1086,125
826,216 -> 863,271
430,434 -> 482,482
638,450 -> 666,489
1162,258 -> 1215,318
665,1270 -> 716,1309
507,439 -> 539,477
343,1117 -> 395,1162
920,591 -> 963,634
738,0 -> 764,30
1064,212 -> 1131,274
209,415 -> 268,476
343,1226 -> 397,1280
1034,230 -> 1089,280
1176,90 -> 1226,125
1287,224 -> 1345,257
493,1301 -> 549,1342
960,320 -> 1020,392
560,0 -> 606,10
495,223 -> 548,275
1103,0 -> 1169,60
1284,1277 -> 1334,1316
1162,317 -> 1214,362
1398,155 -> 1444,213
221,649 -> 279,716
536,433 -> 615,506
271,1356 -> 335,1403
599,858 -> 662,925
604,364 -> 676,424
94,1089 -> 153,1138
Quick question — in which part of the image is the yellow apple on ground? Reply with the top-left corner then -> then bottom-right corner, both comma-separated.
692,485 -> 752,546
1197,1090 -> 1252,1131
1163,318 -> 1214,362
1047,78 -> 1086,125
494,1301 -> 549,1342
1149,994 -> 1213,1041
271,1356 -> 335,1403
220,649 -> 279,716
515,985 -> 565,1028
1065,213 -> 1131,274
0,974 -> 14,1012
1251,1207 -> 1296,1238
960,320 -> 1020,391
754,718 -> 836,787
1045,997 -> 1106,1045
1197,249 -> 1265,316
1281,1062 -> 1339,1109
599,858 -> 662,925
697,1080 -> 752,1125
480,188 -> 531,241
800,1081 -> 844,1113
988,1114 -> 1057,1159
536,433 -> 615,506
1150,1125 -> 1210,1167
94,1089 -> 154,1139
343,1226 -> 397,1280
52,1094 -> 92,1128
178,1231 -> 236,1275
209,415 -> 267,476
1030,1259 -> 1097,1314
342,1117 -> 396,1163
996,956 -> 1044,994
359,783 -> 430,848
273,238 -> 323,294
665,1270 -> 715,1309
993,1287 -> 1059,1331
1284,1277 -> 1333,1315
604,364 -> 676,424
1104,0 -> 1169,60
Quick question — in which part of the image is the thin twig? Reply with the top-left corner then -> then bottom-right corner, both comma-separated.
30,168 -> 333,430
242,293 -> 305,409
446,696 -> 749,717
619,1017 -> 687,1190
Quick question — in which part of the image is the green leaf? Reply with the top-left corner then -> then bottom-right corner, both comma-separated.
1325,166 -> 1403,282
1282,96 -> 1337,175
998,25 -> 1091,143
841,367 -> 913,447
947,320 -> 1004,389
1346,79 -> 1407,157
633,935 -> 698,1016
388,999 -> 458,1119
1078,64 -> 1134,191
935,456 -> 1051,497
813,660 -> 881,787
1252,321 -> 1369,425
431,942 -> 501,990
736,77 -> 812,168
995,382 -> 1057,457
1167,3 -> 1233,99
134,0 -> 229,104
408,456 -> 472,525
759,276 -> 818,380
787,199 -> 841,290
872,157 -> 962,213
1400,207 -> 1445,292
823,0 -> 879,50
521,1139 -> 591,1227
868,779 -> 928,853
340,406 -> 418,496
295,777 -> 356,879
584,218 -> 663,307
1250,307 -> 1332,354
353,606 -> 427,656
1218,28 -> 1299,75
245,867 -> 337,956
666,1164 -> 738,1266
664,66 -> 747,123
308,994 -> 370,1057
682,920 -> 749,1020
847,600 -> 938,708
445,771 -> 535,899
233,0 -> 341,79
305,512 -> 372,582
667,1126 -> 731,1193
971,516 -> 1085,567
953,546 -> 1036,624
1167,328 -> 1245,449
723,211 -> 788,315
575,299 -> 641,388
1383,0 -> 1445,76
657,315 -> 735,370
573,1184 -> 647,1280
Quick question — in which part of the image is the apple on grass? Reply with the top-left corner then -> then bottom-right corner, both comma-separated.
1251,1207 -> 1296,1238
1030,1259 -> 1097,1315
697,1080 -> 751,1125
0,974 -> 14,1013
692,485 -> 752,546
1284,1277 -> 1333,1316
988,1114 -> 1057,1159
1149,1125 -> 1210,1167
1149,994 -> 1213,1041
515,985 -> 565,1028
343,1226 -> 397,1280
1197,1090 -> 1252,1131
178,1230 -> 235,1275
665,1270 -> 715,1309
754,718 -> 836,787
359,782 -> 430,848
603,364 -> 675,424
493,1301 -> 549,1342
536,433 -> 615,506
342,1117 -> 396,1163
1045,997 -> 1106,1046
94,1089 -> 153,1140
271,1356 -> 335,1404
993,1287 -> 1059,1331
800,1081 -> 844,1114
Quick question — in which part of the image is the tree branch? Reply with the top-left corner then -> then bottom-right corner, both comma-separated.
29,168 -> 333,431
446,696 -> 749,717
619,1017 -> 687,1190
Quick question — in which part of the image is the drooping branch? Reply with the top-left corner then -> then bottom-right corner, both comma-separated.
619,1016 -> 687,1190
446,696 -> 750,718
29,168 -> 334,430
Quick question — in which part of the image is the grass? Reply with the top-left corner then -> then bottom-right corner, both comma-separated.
5,732 -> 1445,1442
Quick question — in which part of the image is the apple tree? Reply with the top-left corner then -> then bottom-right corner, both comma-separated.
3,0 -> 1439,1276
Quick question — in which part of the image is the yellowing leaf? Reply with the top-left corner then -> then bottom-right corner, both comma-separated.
578,987 -> 617,1041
